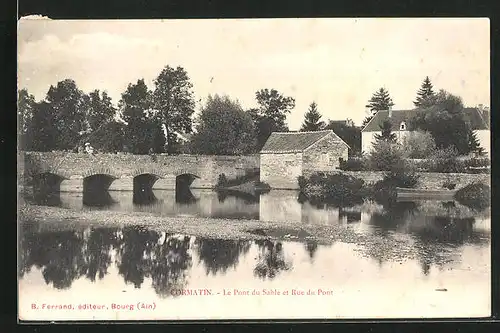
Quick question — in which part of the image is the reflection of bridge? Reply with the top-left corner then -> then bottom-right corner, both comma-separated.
20,151 -> 259,193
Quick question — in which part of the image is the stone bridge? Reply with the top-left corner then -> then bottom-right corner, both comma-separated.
19,151 -> 260,193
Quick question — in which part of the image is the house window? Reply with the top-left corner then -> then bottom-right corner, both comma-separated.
320,152 -> 329,164
400,121 -> 407,131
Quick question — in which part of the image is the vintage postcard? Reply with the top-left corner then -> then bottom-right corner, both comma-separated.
17,17 -> 491,321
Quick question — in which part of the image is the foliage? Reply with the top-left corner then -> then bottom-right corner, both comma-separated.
363,87 -> 394,128
190,95 -> 257,155
29,101 -> 59,152
339,157 -> 368,171
297,172 -> 366,206
18,89 -> 37,150
249,89 -> 295,150
300,102 -> 325,131
374,120 -> 397,143
370,164 -> 420,205
467,129 -> 486,156
410,89 -> 471,154
413,76 -> 436,108
454,182 -> 491,211
153,66 -> 196,154
400,131 -> 437,159
119,79 -> 162,154
87,90 -> 116,132
86,121 -> 125,153
368,140 -> 404,171
46,79 -> 89,150
324,120 -> 361,156
215,168 -> 260,188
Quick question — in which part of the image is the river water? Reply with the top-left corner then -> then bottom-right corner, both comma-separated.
18,189 -> 491,320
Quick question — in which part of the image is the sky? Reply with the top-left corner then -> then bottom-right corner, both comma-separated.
17,17 -> 490,129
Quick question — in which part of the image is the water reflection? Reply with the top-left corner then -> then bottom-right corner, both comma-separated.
196,238 -> 251,276
253,240 -> 292,280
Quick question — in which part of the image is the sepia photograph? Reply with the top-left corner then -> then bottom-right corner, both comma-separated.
17,17 -> 491,321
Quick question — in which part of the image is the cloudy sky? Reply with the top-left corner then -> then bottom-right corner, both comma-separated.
18,18 -> 490,129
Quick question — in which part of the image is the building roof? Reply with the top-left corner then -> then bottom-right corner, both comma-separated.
260,130 -> 349,154
362,107 -> 490,132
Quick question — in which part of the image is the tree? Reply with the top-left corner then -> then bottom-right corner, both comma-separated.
410,90 -> 469,154
119,79 -> 159,154
374,120 -> 397,143
467,129 -> 485,156
87,90 -> 116,132
401,131 -> 437,159
363,87 -> 395,129
300,102 -> 325,131
190,95 -> 257,155
153,66 -> 196,155
46,79 -> 89,150
250,89 -> 295,150
413,76 -> 436,108
324,120 -> 361,156
18,89 -> 37,150
29,101 -> 58,152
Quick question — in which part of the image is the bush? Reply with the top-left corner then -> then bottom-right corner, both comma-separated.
368,141 -> 405,171
339,157 -> 367,171
454,182 -> 491,210
401,131 -> 437,159
298,172 -> 366,206
216,173 -> 228,188
442,179 -> 457,190
371,167 -> 420,205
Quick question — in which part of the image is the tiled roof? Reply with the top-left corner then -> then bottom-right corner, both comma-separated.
362,107 -> 490,132
260,130 -> 348,154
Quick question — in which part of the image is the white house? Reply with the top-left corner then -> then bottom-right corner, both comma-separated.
361,107 -> 490,157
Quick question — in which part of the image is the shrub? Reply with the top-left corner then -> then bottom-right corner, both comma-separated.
371,166 -> 420,205
368,141 -> 405,171
298,172 -> 366,206
401,131 -> 437,159
339,157 -> 367,171
216,173 -> 228,188
454,182 -> 491,210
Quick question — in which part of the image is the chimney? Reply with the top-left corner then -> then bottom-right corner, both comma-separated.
388,106 -> 392,118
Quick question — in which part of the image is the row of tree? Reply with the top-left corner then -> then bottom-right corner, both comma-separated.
18,71 -> 486,156
18,65 -> 300,155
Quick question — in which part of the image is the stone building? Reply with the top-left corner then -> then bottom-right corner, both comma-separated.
260,130 -> 349,189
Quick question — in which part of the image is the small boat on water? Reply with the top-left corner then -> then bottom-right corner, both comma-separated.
396,187 -> 457,200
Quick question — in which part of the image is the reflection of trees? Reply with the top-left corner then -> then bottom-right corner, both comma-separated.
19,225 -> 194,297
81,228 -> 120,281
369,201 -> 419,234
149,235 -> 192,298
253,239 -> 292,279
115,227 -> 161,288
196,238 -> 251,276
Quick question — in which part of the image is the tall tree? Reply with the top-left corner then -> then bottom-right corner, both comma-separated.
45,79 -> 89,150
300,102 -> 325,131
18,89 -> 37,150
87,90 -> 116,132
119,79 -> 160,154
29,101 -> 59,152
413,76 -> 436,108
250,88 -> 295,150
374,120 -> 397,143
324,120 -> 361,156
190,95 -> 257,155
153,66 -> 196,155
410,90 -> 469,154
363,87 -> 395,128
467,129 -> 485,156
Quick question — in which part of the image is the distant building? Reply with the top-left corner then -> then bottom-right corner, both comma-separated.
361,108 -> 490,156
259,130 -> 349,189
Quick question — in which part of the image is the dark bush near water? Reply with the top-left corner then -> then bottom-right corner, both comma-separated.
370,169 -> 420,205
454,182 -> 491,210
298,172 -> 367,206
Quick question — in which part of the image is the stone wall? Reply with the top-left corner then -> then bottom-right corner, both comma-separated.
19,151 -> 260,189
340,170 -> 491,190
303,133 -> 348,172
260,152 -> 303,190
